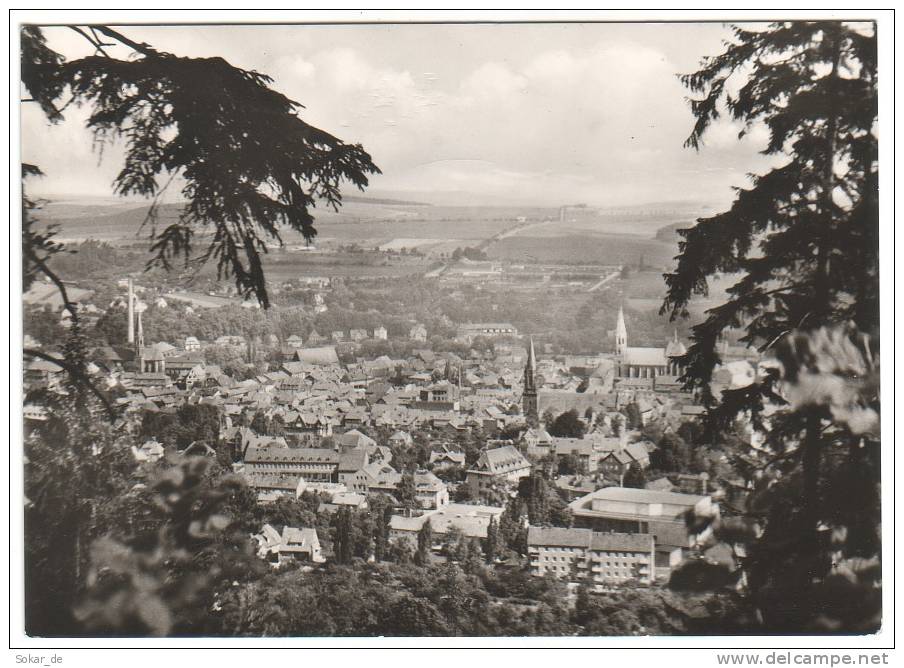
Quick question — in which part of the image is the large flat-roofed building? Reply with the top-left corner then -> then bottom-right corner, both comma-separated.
568,486 -> 718,571
456,323 -> 519,343
527,526 -> 655,585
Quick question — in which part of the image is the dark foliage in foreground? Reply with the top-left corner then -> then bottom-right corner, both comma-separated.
22,25 -> 379,308
663,22 -> 880,633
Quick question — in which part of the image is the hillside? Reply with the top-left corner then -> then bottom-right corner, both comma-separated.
33,198 -> 702,271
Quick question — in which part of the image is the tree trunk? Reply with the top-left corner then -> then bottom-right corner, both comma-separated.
801,27 -> 842,580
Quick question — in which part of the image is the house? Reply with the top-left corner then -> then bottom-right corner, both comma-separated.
550,436 -> 605,473
388,503 -> 505,547
284,412 -> 333,439
252,523 -> 283,563
409,323 -> 427,342
568,486 -> 719,572
349,328 -> 368,342
522,427 -> 554,457
279,527 -> 325,564
286,334 -> 305,349
597,442 -> 651,480
373,326 -> 388,340
418,381 -> 459,403
320,491 -> 369,513
132,438 -> 165,463
338,428 -> 377,451
90,345 -> 131,371
413,470 -> 450,509
388,430 -> 413,448
307,329 -> 327,345
553,474 -> 605,500
337,449 -> 372,493
527,526 -> 655,585
215,335 -> 246,347
244,473 -> 306,502
466,445 -> 532,496
429,446 -> 466,469
164,355 -> 207,387
25,356 -> 64,388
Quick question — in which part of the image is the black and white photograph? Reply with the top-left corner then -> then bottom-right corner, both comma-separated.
12,9 -> 892,652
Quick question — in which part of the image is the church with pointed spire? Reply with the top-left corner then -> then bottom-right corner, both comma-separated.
522,337 -> 539,422
614,305 -> 686,378
127,279 -> 166,375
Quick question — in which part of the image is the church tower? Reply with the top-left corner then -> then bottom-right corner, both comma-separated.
615,305 -> 628,358
522,337 -> 539,423
135,303 -> 145,373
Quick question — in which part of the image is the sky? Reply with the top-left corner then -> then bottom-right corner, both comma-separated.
21,22 -> 776,208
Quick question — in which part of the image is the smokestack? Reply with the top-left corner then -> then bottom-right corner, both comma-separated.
127,278 -> 134,344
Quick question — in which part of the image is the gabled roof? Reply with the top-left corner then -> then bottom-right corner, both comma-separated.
280,527 -> 319,552
623,347 -> 668,367
245,446 -> 338,465
338,449 -> 369,473
295,346 -> 340,365
471,445 -> 530,475
338,428 -> 376,449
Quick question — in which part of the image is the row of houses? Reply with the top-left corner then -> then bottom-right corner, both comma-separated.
239,429 -> 450,509
523,429 -> 653,479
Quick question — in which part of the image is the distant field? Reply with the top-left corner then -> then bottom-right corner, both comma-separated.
485,234 -> 679,267
261,252 -> 430,280
314,219 -> 511,244
34,199 -> 707,248
34,201 -> 530,246
165,292 -> 240,309
520,214 -> 700,239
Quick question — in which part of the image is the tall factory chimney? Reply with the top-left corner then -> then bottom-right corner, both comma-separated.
127,278 -> 134,344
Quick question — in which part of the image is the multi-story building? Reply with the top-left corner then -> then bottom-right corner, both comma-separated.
414,471 -> 450,509
466,445 -> 532,496
243,445 -> 340,483
418,382 -> 459,403
527,526 -> 655,585
568,486 -> 718,571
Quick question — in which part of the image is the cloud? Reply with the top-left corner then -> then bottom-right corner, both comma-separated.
23,24 -> 774,208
